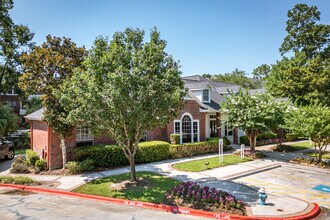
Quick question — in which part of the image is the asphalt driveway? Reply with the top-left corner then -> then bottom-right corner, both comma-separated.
0,188 -> 209,220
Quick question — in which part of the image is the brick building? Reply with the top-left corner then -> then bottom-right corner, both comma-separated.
26,75 -> 245,170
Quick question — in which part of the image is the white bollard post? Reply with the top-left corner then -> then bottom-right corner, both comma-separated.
241,144 -> 245,159
219,138 -> 224,163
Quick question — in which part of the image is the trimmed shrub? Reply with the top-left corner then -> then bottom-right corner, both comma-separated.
65,159 -> 96,174
73,145 -> 128,168
26,150 -> 39,166
239,136 -> 250,146
136,141 -> 170,163
35,159 -> 47,170
257,132 -> 277,141
169,140 -> 231,159
170,134 -> 180,144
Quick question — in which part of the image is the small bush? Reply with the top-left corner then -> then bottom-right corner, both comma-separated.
65,159 -> 96,174
257,132 -> 277,141
26,149 -> 39,166
10,156 -> 29,173
233,149 -> 266,159
136,141 -> 170,163
0,175 -> 40,185
239,136 -> 250,146
170,134 -> 180,144
222,136 -> 231,145
35,159 -> 47,170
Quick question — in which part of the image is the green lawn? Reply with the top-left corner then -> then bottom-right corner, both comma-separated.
290,141 -> 314,151
15,148 -> 28,155
172,155 -> 252,172
73,171 -> 180,204
305,152 -> 330,159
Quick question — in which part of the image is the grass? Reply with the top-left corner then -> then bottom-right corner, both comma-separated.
172,155 -> 252,172
289,141 -> 314,151
0,175 -> 40,185
305,152 -> 330,159
15,148 -> 28,155
73,171 -> 180,204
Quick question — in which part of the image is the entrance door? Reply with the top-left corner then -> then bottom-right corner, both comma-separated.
210,121 -> 217,137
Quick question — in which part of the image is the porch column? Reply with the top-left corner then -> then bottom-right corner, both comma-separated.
216,112 -> 221,138
233,128 -> 238,144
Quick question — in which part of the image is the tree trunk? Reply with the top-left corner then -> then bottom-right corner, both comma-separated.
60,138 -> 67,169
249,134 -> 257,152
129,155 -> 137,181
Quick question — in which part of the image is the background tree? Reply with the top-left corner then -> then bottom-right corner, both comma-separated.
279,4 -> 329,59
19,35 -> 86,168
285,102 -> 330,162
0,103 -> 18,136
0,0 -> 34,98
60,28 -> 185,181
211,68 -> 262,89
23,96 -> 43,115
252,64 -> 271,79
221,90 -> 287,151
266,52 -> 330,106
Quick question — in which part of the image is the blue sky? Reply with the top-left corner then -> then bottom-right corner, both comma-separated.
10,0 -> 330,76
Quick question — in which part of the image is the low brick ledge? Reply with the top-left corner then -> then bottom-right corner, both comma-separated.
0,184 -> 321,220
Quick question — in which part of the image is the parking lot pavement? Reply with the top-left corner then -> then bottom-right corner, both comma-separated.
0,158 -> 13,175
0,189 -> 209,220
233,164 -> 330,209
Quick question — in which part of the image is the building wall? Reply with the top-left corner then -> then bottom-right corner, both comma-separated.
167,100 -> 206,142
1,95 -> 20,114
31,121 -> 48,158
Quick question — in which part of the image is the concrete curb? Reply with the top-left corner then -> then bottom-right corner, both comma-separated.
0,184 -> 321,219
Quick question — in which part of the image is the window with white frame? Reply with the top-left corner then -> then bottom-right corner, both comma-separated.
174,121 -> 180,134
173,113 -> 200,143
202,89 -> 209,102
224,123 -> 233,136
76,126 -> 93,142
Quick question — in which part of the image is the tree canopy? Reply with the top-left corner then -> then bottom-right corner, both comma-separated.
60,27 -> 185,181
19,35 -> 86,168
252,64 -> 271,79
208,69 -> 262,89
221,90 -> 287,151
279,4 -> 330,59
0,0 -> 34,98
285,102 -> 330,162
0,103 -> 18,136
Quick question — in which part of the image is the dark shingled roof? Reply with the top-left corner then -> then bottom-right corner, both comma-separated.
25,108 -> 44,121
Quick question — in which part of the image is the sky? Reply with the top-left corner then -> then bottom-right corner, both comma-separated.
10,0 -> 330,77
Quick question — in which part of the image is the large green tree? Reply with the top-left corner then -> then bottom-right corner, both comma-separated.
279,4 -> 329,59
19,35 -> 86,168
60,28 -> 185,181
0,103 -> 18,136
285,102 -> 330,162
221,90 -> 287,151
0,0 -> 34,98
266,52 -> 330,106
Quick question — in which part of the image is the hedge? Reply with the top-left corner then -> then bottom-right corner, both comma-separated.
72,139 -> 231,168
240,132 -> 278,146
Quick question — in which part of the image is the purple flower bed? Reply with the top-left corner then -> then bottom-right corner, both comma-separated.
164,182 -> 246,215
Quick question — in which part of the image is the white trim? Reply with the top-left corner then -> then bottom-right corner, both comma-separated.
186,91 -> 206,109
202,89 -> 211,103
174,113 -> 201,144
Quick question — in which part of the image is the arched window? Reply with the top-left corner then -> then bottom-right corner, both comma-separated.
182,115 -> 192,143
173,113 -> 200,144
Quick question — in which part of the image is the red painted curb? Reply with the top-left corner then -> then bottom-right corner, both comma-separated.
0,184 -> 321,220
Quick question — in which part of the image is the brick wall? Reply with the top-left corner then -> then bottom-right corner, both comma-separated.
166,100 -> 206,142
146,127 -> 167,142
31,121 -> 48,158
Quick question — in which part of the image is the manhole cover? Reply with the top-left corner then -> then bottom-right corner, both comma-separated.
277,209 -> 283,212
